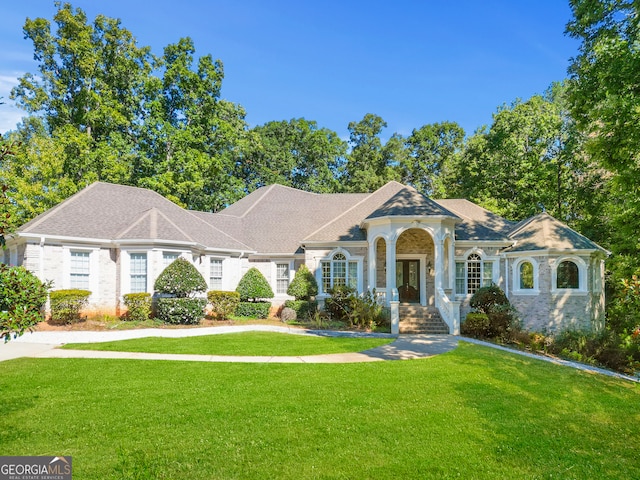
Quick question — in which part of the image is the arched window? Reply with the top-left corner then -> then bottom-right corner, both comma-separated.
456,253 -> 493,295
557,260 -> 579,289
519,262 -> 534,289
321,252 -> 358,293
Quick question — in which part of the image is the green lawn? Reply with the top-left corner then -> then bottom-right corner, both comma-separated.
60,331 -> 394,356
1,342 -> 638,479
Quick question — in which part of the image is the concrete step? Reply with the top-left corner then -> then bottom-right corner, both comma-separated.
399,305 -> 449,334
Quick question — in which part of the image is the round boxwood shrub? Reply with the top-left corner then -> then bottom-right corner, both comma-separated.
0,265 -> 50,342
207,290 -> 240,320
154,258 -> 207,297
122,292 -> 152,322
469,284 -> 509,314
49,289 -> 91,325
287,264 -> 318,300
156,297 -> 207,325
236,267 -> 274,302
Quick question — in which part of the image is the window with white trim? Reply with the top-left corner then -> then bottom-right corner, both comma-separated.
210,258 -> 223,290
163,252 -> 180,270
70,251 -> 90,290
276,263 -> 289,294
456,253 -> 493,295
321,253 -> 358,293
130,253 -> 147,293
557,260 -> 579,289
519,261 -> 534,289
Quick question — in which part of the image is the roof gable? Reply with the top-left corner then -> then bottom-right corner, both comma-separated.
367,186 -> 459,219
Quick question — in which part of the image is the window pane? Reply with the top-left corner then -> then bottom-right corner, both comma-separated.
467,255 -> 481,294
210,259 -> 223,290
130,253 -> 147,293
163,252 -> 179,269
333,261 -> 346,287
482,261 -> 493,286
455,262 -> 465,294
321,261 -> 331,292
519,262 -> 534,289
557,261 -> 579,289
276,263 -> 289,294
348,262 -> 358,289
70,251 -> 90,290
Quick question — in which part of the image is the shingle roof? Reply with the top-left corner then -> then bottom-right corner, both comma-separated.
368,186 -> 459,219
18,182 -> 252,251
434,199 -> 516,241
505,212 -> 606,252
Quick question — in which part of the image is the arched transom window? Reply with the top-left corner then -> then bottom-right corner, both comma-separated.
456,253 -> 493,295
321,252 -> 358,293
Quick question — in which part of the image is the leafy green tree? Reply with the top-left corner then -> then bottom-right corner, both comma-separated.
341,114 -> 402,192
154,258 -> 207,297
401,122 -> 465,197
236,267 -> 274,302
241,118 -> 346,193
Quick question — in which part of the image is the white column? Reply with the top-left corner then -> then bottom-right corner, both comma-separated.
435,239 -> 444,291
448,238 -> 456,295
368,239 -> 377,293
385,239 -> 396,305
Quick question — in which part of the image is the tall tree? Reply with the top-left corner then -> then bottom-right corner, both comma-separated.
242,118 -> 346,193
566,0 -> 640,257
342,113 -> 402,192
401,122 -> 465,197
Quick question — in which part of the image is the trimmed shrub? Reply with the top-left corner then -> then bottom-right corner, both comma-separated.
325,286 -> 389,329
236,301 -> 271,319
207,290 -> 240,320
236,267 -> 274,302
283,300 -> 318,320
122,292 -> 152,322
287,265 -> 318,300
156,297 -> 207,325
461,312 -> 491,338
0,265 -> 50,342
280,307 -> 297,323
470,284 -> 509,314
154,258 -> 207,297
49,289 -> 91,325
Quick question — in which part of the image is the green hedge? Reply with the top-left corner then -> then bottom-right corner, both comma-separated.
236,301 -> 271,319
207,291 -> 240,320
283,300 -> 317,320
461,312 -> 490,338
156,297 -> 207,325
122,292 -> 152,322
49,289 -> 91,325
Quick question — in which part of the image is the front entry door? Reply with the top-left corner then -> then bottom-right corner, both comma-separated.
396,260 -> 420,303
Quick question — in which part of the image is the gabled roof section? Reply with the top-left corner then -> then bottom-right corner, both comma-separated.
18,182 -> 251,251
367,185 -> 459,219
505,212 -> 607,253
434,199 -> 516,241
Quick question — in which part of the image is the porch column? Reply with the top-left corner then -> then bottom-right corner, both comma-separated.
385,238 -> 397,304
435,239 -> 444,291
448,238 -> 456,295
367,239 -> 376,293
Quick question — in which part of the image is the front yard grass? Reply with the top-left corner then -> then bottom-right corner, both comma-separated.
60,331 -> 394,356
1,342 -> 638,479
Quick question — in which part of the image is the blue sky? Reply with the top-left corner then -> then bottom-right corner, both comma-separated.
0,1 -> 578,138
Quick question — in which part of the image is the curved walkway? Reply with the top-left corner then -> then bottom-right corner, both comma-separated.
0,326 -> 459,364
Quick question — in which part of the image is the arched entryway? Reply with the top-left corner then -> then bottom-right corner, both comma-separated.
395,229 -> 435,305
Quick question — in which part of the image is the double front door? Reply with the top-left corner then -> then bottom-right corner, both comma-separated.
396,260 -> 420,303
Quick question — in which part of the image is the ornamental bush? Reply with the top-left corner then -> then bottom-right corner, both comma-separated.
236,267 -> 274,302
49,289 -> 91,325
461,312 -> 491,338
283,300 -> 317,320
0,265 -> 50,342
156,297 -> 207,325
154,258 -> 207,297
236,301 -> 271,319
207,290 -> 240,320
122,292 -> 152,322
469,284 -> 509,314
287,265 -> 318,300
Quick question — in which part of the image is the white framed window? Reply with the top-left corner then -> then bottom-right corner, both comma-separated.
512,257 -> 539,294
70,250 -> 90,290
320,252 -> 359,293
276,263 -> 289,294
162,252 -> 180,270
130,253 -> 148,293
552,256 -> 587,293
210,258 -> 223,290
456,252 -> 494,295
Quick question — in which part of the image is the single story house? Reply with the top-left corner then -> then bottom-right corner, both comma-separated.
3,181 -> 607,334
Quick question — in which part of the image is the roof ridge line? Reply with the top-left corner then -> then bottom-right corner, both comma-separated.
238,185 -> 276,218
19,182 -> 100,233
182,208 -> 254,251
